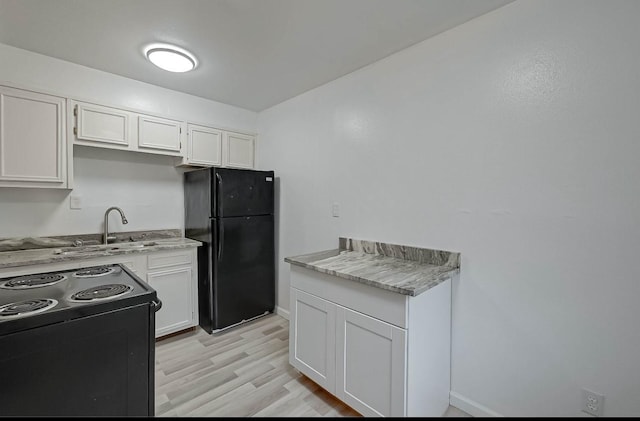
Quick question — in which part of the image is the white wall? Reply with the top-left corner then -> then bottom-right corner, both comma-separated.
0,43 -> 257,237
257,0 -> 640,417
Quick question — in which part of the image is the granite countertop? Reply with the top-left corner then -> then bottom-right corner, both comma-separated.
285,237 -> 460,297
0,229 -> 202,270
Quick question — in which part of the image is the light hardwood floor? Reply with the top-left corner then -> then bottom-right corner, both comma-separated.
155,313 -> 470,417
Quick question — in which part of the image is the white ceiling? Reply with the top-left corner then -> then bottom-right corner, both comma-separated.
0,0 -> 513,111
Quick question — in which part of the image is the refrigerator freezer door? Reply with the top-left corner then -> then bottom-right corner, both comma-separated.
212,215 -> 275,330
213,168 -> 274,217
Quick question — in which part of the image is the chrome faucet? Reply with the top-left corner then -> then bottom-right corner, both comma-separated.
104,207 -> 128,244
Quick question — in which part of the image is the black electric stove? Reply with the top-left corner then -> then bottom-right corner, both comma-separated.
0,264 -> 159,416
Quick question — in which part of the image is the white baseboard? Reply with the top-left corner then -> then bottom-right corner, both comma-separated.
450,391 -> 503,417
275,306 -> 289,320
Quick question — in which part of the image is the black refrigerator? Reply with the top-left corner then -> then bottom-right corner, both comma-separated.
184,167 -> 275,334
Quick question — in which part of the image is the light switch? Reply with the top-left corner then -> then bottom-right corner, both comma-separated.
332,202 -> 340,217
70,194 -> 83,210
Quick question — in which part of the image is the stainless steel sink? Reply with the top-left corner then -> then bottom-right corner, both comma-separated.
52,241 -> 158,255
52,247 -> 104,256
107,241 -> 158,250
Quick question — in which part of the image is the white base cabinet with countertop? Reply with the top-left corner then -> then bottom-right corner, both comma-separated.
289,265 -> 452,417
0,248 -> 198,338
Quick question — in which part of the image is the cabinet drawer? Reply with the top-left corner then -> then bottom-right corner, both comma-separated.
147,250 -> 191,270
290,265 -> 408,329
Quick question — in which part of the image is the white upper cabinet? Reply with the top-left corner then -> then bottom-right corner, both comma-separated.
75,102 -> 131,148
137,114 -> 183,153
177,124 -> 255,169
224,131 -> 255,169
186,124 -> 222,166
0,83 -> 256,179
0,85 -> 68,189
70,100 -> 185,157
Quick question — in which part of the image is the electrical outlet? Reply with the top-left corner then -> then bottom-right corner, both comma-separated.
582,388 -> 604,416
69,194 -> 83,210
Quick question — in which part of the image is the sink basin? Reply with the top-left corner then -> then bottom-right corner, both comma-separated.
108,241 -> 157,250
52,247 -> 104,256
52,241 -> 158,255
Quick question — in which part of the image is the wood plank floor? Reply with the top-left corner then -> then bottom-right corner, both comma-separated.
155,313 -> 470,417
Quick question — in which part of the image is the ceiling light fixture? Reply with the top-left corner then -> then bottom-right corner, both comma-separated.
144,43 -> 197,73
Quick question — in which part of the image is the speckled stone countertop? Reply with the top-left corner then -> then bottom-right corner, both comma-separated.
285,237 -> 460,297
0,229 -> 202,270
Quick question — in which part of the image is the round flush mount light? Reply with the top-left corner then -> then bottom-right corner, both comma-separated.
144,43 -> 197,73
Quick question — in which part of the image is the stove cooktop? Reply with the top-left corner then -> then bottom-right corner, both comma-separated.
0,264 -> 156,335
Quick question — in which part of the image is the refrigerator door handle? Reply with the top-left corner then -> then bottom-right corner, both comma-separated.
218,220 -> 224,261
215,172 -> 223,217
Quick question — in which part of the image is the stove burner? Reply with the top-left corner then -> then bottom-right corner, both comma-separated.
69,284 -> 132,302
73,266 -> 115,278
0,299 -> 58,318
0,274 -> 66,289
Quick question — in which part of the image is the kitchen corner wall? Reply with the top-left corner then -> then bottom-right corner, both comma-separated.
0,43 -> 257,237
257,0 -> 640,417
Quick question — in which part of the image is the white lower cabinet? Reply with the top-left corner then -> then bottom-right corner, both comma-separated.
335,306 -> 407,417
144,249 -> 198,338
289,265 -> 452,417
289,289 -> 336,391
147,267 -> 193,337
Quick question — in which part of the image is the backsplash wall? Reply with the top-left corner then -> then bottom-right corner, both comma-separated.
0,146 -> 184,238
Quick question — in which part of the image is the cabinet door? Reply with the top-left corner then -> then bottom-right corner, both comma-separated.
147,266 -> 194,337
187,124 -> 222,166
336,306 -> 407,417
74,102 -> 130,147
138,115 -> 182,153
0,86 -> 66,188
289,288 -> 336,393
223,131 -> 255,169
